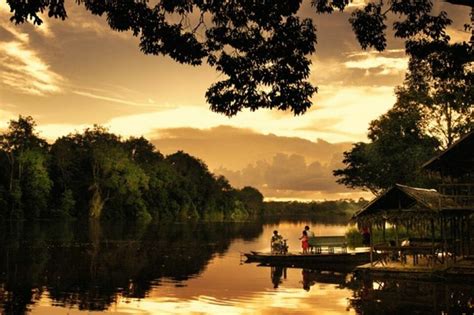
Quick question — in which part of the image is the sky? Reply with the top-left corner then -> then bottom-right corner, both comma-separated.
0,0 -> 471,201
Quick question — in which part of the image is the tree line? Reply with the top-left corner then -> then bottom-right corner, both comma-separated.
263,198 -> 368,221
0,116 -> 264,221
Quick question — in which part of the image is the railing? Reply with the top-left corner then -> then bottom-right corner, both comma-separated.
438,184 -> 474,210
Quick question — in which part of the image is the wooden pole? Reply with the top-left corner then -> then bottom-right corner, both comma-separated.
395,222 -> 399,247
441,216 -> 447,265
460,215 -> 465,257
466,216 -> 474,256
369,224 -> 374,266
431,218 -> 435,267
383,220 -> 386,243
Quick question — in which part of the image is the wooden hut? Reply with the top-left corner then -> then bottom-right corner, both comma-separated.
353,184 -> 453,266
422,131 -> 474,258
354,131 -> 474,266
422,130 -> 474,209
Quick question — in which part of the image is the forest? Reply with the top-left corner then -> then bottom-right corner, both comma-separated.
0,116 -> 264,222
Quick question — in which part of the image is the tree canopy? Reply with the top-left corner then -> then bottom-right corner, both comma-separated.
5,0 -> 472,116
333,102 -> 441,194
333,38 -> 473,194
0,116 -> 264,221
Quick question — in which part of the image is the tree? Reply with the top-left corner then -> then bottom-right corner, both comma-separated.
237,186 -> 264,216
5,0 -> 471,116
333,103 -> 440,194
0,116 -> 51,218
396,42 -> 473,148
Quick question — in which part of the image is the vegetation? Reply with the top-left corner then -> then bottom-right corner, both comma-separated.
5,0 -> 470,116
345,226 -> 410,248
0,116 -> 264,222
334,39 -> 473,195
263,198 -> 368,220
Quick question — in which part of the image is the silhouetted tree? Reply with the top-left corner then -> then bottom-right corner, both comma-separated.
5,0 -> 471,116
396,42 -> 473,148
237,186 -> 264,217
1,116 -> 263,221
0,116 -> 51,218
333,103 -> 440,194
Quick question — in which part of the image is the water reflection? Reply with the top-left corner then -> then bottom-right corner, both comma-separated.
0,219 -> 472,314
349,275 -> 474,314
0,220 -> 263,314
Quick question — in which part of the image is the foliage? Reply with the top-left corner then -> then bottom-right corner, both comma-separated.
237,186 -> 264,217
5,0 -> 470,116
0,116 -> 263,222
0,116 -> 51,219
334,103 -> 440,194
397,42 -> 473,148
345,225 -> 410,248
334,40 -> 472,194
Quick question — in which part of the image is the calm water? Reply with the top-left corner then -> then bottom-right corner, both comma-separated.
0,219 -> 473,315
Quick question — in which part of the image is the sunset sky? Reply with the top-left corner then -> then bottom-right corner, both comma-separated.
0,1 -> 470,200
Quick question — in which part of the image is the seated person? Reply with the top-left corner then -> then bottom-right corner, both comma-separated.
271,230 -> 284,254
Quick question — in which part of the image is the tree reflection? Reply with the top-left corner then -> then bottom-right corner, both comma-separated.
0,220 -> 263,314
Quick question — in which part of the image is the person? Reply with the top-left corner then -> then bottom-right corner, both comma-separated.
299,230 -> 309,254
304,225 -> 314,238
361,227 -> 371,246
271,230 -> 284,254
303,225 -> 315,252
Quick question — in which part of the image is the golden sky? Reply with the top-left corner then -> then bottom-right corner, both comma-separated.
0,0 -> 471,200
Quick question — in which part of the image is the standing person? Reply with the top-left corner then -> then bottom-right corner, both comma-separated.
304,226 -> 315,252
304,226 -> 314,238
299,230 -> 309,254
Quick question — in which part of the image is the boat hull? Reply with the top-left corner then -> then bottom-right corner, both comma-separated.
244,251 -> 370,269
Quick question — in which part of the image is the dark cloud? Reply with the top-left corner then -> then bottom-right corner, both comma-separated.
150,126 -> 366,199
151,125 -> 352,170
215,152 -> 356,199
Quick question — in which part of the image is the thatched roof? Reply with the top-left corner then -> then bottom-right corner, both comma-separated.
422,131 -> 474,179
354,184 -> 438,217
353,184 -> 466,226
352,184 -> 445,226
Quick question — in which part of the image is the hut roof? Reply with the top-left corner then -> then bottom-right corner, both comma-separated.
422,131 -> 474,178
353,184 -> 440,220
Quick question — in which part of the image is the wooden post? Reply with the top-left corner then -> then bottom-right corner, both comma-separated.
369,224 -> 374,267
395,222 -> 399,247
460,216 -> 466,257
431,218 -> 435,267
441,216 -> 447,265
468,215 -> 471,256
382,220 -> 386,243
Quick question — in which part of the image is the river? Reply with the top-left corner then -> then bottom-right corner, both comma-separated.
0,218 -> 472,314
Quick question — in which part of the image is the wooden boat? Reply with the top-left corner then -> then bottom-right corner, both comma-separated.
244,251 -> 370,267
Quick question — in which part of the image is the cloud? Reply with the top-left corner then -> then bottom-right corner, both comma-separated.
149,126 -> 370,200
215,152 -> 367,200
0,5 -> 64,96
0,41 -> 65,95
344,50 -> 408,76
151,125 -> 352,170
72,90 -> 161,108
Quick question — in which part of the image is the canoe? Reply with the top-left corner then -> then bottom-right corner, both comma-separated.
244,251 -> 370,268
